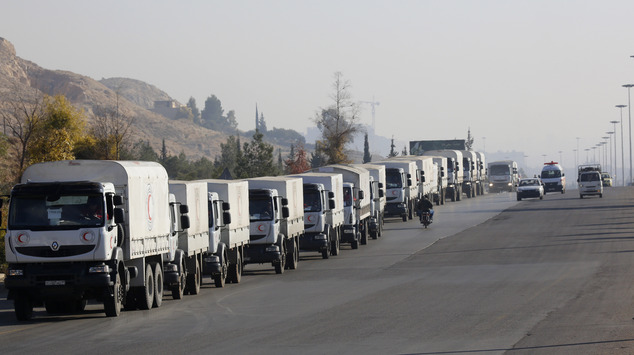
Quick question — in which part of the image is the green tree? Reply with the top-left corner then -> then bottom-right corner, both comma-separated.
236,130 -> 277,178
28,95 -> 85,164
217,135 -> 241,177
314,72 -> 361,164
363,133 -> 372,163
187,97 -> 201,125
201,95 -> 238,132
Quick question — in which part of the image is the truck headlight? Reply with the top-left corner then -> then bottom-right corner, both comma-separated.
266,245 -> 279,252
89,264 -> 110,273
8,269 -> 23,276
315,234 -> 327,240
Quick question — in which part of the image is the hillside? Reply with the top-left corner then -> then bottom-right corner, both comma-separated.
0,37 -> 226,160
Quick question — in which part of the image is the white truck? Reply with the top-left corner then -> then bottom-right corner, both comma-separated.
292,172 -> 345,258
168,180 -> 211,296
394,156 -> 438,204
374,160 -> 418,221
4,160 -> 189,320
424,150 -> 464,202
488,160 -> 519,192
201,179 -> 250,285
317,165 -> 371,249
425,156 -> 448,205
459,150 -> 479,198
353,163 -> 386,239
475,151 -> 487,195
245,176 -> 304,274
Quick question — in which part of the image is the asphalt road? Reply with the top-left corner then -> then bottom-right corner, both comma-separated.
1,187 -> 634,354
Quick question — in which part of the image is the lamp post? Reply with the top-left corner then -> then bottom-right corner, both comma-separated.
616,105 -> 627,186
622,84 -> 634,185
610,119 -> 619,184
585,148 -> 590,163
602,139 -> 609,170
607,132 -> 614,178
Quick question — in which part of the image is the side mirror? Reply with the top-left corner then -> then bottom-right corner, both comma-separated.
180,204 -> 189,214
113,195 -> 124,206
328,191 -> 334,199
114,208 -> 126,224
407,179 -> 412,187
282,206 -> 290,218
358,190 -> 365,200
281,198 -> 289,206
222,202 -> 230,211
223,211 -> 231,225
421,176 -> 426,183
378,182 -> 383,189
379,189 -> 384,198
329,200 -> 335,210
180,215 -> 190,230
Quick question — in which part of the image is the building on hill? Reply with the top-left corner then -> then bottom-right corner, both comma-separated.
151,100 -> 183,119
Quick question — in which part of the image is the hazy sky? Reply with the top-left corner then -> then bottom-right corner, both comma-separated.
4,0 -> 634,171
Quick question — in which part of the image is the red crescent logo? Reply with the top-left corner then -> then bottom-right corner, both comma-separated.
392,190 -> 397,196
258,224 -> 264,232
147,194 -> 152,221
307,215 -> 313,222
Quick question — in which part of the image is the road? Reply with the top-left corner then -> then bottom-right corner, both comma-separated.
1,187 -> 634,354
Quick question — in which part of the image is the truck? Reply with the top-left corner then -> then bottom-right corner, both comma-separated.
487,160 -> 519,192
353,163 -> 386,239
292,172 -> 345,258
541,161 -> 566,194
459,150 -> 479,198
168,180 -> 211,296
393,155 -> 438,204
425,156 -> 448,205
421,150 -> 464,202
474,151 -> 487,195
317,165 -> 371,248
373,160 -> 418,221
4,160 -> 189,320
244,176 -> 304,274
201,179 -> 250,285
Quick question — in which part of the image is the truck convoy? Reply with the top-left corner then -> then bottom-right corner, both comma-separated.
244,176 -> 304,274
292,172 -> 345,258
201,179 -> 249,286
317,165 -> 371,249
487,160 -> 519,192
541,161 -> 566,194
4,160 -> 189,320
426,156 -> 448,205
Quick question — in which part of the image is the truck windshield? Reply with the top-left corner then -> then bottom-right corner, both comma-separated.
304,191 -> 322,212
490,166 -> 510,175
249,197 -> 274,221
9,194 -> 105,230
343,187 -> 353,207
386,172 -> 403,189
541,170 -> 561,178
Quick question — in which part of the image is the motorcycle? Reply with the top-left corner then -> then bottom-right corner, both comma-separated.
419,211 -> 432,228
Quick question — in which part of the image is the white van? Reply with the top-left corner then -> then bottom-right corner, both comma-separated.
578,171 -> 603,198
541,161 -> 566,194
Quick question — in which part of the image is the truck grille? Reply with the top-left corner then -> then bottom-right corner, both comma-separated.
16,245 -> 95,258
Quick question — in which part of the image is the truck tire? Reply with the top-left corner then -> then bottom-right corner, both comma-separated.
137,263 -> 154,310
171,258 -> 186,299
275,242 -> 285,274
322,229 -> 331,259
228,250 -> 242,284
330,229 -> 340,256
287,238 -> 298,270
402,213 -> 407,222
152,263 -> 163,308
104,272 -> 123,317
14,293 -> 34,321
351,232 -> 359,249
360,221 -> 368,245
214,251 -> 227,288
186,258 -> 201,295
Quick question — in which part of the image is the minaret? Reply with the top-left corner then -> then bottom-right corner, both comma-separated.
255,103 -> 259,131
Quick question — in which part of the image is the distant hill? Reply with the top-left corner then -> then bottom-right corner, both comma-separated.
0,37 -> 227,160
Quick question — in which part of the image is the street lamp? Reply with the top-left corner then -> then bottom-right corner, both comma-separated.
585,148 -> 590,163
610,119 -> 619,184
616,105 -> 627,186
622,84 -> 634,185
606,132 -> 614,178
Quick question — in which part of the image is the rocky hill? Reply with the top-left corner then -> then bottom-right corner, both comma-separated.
0,37 -> 226,160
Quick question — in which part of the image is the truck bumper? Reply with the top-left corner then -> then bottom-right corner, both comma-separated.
300,232 -> 328,251
201,254 -> 222,276
244,244 -> 282,264
489,182 -> 512,192
384,202 -> 407,217
5,262 -> 112,300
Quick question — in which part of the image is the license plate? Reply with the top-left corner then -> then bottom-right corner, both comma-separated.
344,229 -> 353,233
45,280 -> 65,286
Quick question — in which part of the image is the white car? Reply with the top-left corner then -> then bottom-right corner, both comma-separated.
516,178 -> 544,201
578,171 -> 603,198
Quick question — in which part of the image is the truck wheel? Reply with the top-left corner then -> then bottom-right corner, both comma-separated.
137,263 -> 154,310
186,258 -> 201,295
275,242 -> 285,274
351,232 -> 359,249
402,214 -> 407,222
153,263 -> 163,308
214,253 -> 227,288
228,251 -> 242,284
105,272 -> 123,317
14,293 -> 34,321
330,231 -> 340,256
287,238 -> 299,270
322,230 -> 331,259
171,258 -> 186,299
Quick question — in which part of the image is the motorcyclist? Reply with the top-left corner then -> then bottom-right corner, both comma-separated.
416,195 -> 434,222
